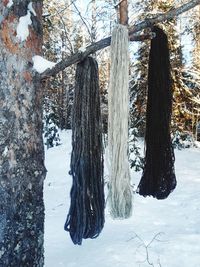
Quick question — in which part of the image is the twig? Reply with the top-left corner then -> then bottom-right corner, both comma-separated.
127,232 -> 166,267
72,1 -> 92,41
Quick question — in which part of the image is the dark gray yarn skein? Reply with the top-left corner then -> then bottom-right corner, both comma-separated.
64,57 -> 105,245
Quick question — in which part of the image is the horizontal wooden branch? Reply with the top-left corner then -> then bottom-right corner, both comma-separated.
129,32 -> 156,41
40,34 -> 154,78
128,0 -> 200,34
41,0 -> 200,79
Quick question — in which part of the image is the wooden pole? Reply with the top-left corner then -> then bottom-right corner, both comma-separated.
119,0 -> 128,25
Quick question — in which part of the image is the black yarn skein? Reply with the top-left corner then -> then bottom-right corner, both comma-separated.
64,57 -> 105,245
137,26 -> 177,199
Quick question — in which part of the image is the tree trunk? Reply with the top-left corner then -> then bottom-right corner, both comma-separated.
119,0 -> 128,25
91,0 -> 97,42
193,6 -> 200,69
0,1 -> 46,266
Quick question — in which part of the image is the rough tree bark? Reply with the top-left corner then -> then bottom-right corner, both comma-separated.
0,1 -> 46,266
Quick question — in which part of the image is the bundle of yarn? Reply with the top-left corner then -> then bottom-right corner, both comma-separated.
137,26 -> 177,199
65,57 -> 105,245
108,24 -> 132,219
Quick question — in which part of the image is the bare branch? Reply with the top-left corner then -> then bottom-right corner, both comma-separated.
72,1 -> 92,41
41,0 -> 200,79
57,13 -> 74,54
40,32 -> 156,79
129,0 -> 200,34
129,32 -> 156,41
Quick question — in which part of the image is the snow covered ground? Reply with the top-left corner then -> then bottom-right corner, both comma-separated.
44,131 -> 200,267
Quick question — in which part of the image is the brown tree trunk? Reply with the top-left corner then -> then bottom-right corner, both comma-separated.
0,1 -> 46,266
119,0 -> 128,25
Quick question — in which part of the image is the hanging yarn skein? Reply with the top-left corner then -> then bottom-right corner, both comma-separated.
108,24 -> 132,219
137,26 -> 177,199
64,57 -> 105,245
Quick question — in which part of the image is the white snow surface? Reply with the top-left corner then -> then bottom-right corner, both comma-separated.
7,0 -> 13,8
16,11 -> 32,42
78,46 -> 87,53
44,131 -> 200,267
32,56 -> 56,74
2,146 -> 8,157
28,2 -> 36,16
16,3 -> 36,42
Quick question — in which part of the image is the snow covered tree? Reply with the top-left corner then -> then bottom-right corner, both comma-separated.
191,6 -> 200,68
43,0 -> 75,131
0,1 -> 46,266
129,0 -> 151,136
129,0 -> 197,139
172,1 -> 200,140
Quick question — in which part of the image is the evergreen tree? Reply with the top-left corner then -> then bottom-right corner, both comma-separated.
129,0 -> 150,136
43,0 -> 75,132
172,1 -> 200,142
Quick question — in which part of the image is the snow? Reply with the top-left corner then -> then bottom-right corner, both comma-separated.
16,12 -> 32,42
28,2 -> 37,16
16,2 -> 36,42
7,0 -> 13,8
28,2 -> 36,16
2,146 -> 8,157
44,131 -> 200,267
78,46 -> 87,53
32,56 -> 56,74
